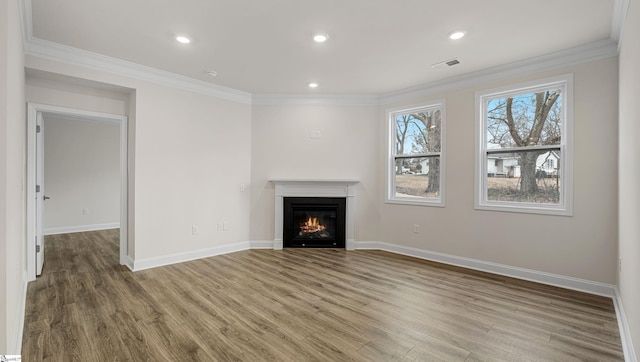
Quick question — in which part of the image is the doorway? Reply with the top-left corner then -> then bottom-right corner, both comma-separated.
26,103 -> 128,280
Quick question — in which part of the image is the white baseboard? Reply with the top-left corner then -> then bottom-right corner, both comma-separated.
124,255 -> 135,271
613,288 -> 638,362
250,240 -> 274,249
11,275 -> 28,354
133,241 -> 251,271
44,223 -> 120,235
352,241 -> 616,297
245,240 -> 615,297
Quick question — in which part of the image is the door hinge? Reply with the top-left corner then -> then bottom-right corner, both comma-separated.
36,125 -> 41,133
36,244 -> 40,253
36,185 -> 40,193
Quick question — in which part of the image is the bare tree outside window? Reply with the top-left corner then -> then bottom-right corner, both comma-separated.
389,104 -> 444,205
478,75 -> 572,214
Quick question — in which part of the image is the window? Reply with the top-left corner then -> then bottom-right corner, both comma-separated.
476,74 -> 573,215
387,102 -> 445,206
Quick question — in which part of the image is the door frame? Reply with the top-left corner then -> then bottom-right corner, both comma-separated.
26,103 -> 129,280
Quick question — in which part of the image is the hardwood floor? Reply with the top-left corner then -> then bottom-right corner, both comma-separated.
22,229 -> 624,361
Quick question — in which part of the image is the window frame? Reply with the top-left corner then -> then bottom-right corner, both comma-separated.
474,74 -> 574,216
386,101 -> 446,207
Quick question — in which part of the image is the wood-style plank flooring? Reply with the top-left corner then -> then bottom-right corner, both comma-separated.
22,229 -> 624,361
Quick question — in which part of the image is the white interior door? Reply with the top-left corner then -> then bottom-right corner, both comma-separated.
36,112 -> 45,275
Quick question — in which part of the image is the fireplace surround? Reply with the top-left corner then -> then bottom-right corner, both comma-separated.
271,179 -> 358,250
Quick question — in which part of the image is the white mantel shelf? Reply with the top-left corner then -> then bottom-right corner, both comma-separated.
271,179 -> 359,250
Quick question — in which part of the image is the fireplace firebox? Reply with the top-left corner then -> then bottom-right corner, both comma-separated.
283,197 -> 346,248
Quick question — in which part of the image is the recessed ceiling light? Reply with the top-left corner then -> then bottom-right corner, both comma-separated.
308,83 -> 319,88
313,34 -> 328,43
448,31 -> 466,40
176,36 -> 191,44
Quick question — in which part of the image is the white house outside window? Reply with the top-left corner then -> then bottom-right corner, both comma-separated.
475,74 -> 573,215
387,102 -> 445,206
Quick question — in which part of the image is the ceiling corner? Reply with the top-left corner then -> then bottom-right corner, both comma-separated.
610,0 -> 630,45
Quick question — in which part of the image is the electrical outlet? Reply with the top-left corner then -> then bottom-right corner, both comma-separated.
223,222 -> 230,231
618,258 -> 622,273
240,183 -> 246,192
413,224 -> 420,233
192,225 -> 200,235
83,208 -> 89,215
217,223 -> 223,231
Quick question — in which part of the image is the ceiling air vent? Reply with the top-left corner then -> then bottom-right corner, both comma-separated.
431,58 -> 461,71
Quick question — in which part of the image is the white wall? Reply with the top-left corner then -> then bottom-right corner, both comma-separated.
0,0 -> 26,354
378,57 -> 618,284
26,71 -> 130,115
250,103 -> 380,243
618,0 -> 640,358
25,55 -> 253,264
133,85 -> 251,260
26,70 -> 132,256
42,116 -> 120,233
249,58 -> 618,287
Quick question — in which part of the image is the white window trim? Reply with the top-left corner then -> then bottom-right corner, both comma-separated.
386,100 -> 446,207
474,74 -> 574,216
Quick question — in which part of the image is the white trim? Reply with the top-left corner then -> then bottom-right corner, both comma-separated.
380,39 -> 616,106
250,240 -> 275,249
351,241 -> 615,297
270,179 -> 359,251
611,0 -> 631,47
18,0 -> 616,107
18,0 -> 32,46
140,239 -> 619,298
24,37 -> 252,105
124,255 -> 134,271
19,0 -> 249,104
613,288 -> 638,362
26,103 -> 129,280
10,277 -> 28,355
386,100 -> 446,207
133,241 -> 250,271
474,74 -> 574,216
44,223 -> 120,235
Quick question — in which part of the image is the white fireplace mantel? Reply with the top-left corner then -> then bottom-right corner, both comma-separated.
271,179 -> 359,250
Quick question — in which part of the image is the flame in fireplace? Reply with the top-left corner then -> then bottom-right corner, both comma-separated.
301,216 -> 326,234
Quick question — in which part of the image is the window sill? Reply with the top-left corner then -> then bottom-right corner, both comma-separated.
475,202 -> 572,216
386,198 -> 445,207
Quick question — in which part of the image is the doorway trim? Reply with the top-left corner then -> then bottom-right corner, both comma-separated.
27,103 -> 129,280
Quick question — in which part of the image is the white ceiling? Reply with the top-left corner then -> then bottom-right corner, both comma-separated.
28,0 -> 616,95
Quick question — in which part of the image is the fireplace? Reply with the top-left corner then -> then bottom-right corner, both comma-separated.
283,197 -> 346,248
271,179 -> 358,250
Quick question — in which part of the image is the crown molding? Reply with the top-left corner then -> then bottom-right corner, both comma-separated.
18,0 -> 32,45
611,0 -> 630,46
24,38 -> 252,104
379,39 -> 618,105
20,0 -> 250,104
20,0 -> 618,107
